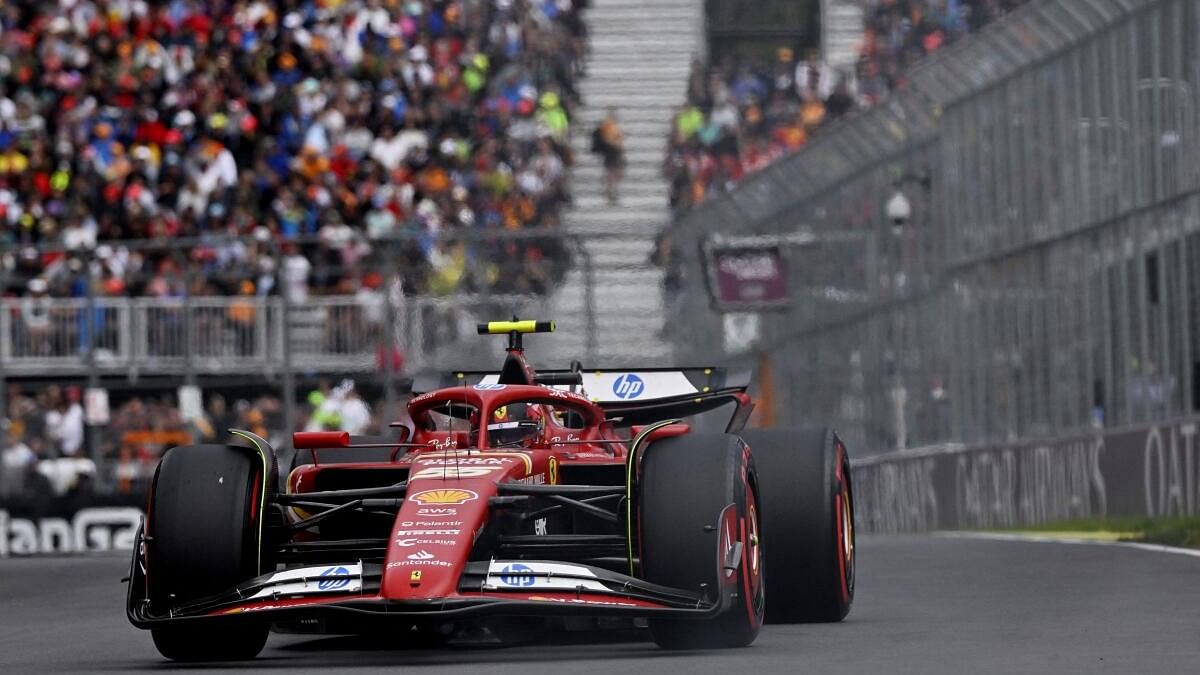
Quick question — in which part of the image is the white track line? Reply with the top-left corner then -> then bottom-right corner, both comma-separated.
933,530 -> 1200,559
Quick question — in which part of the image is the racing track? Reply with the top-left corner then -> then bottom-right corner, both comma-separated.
2,534 -> 1198,674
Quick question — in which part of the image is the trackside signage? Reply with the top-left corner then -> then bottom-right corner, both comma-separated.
703,243 -> 790,311
0,507 -> 142,557
852,417 -> 1200,533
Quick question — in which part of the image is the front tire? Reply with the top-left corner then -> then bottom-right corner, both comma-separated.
742,428 -> 854,623
146,444 -> 271,660
151,624 -> 269,662
638,433 -> 764,649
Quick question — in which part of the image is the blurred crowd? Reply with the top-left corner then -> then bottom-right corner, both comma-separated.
0,0 -> 589,303
2,384 -> 97,511
0,379 -> 397,512
664,0 -> 1027,212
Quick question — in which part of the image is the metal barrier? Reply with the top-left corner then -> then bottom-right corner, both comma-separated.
1,293 -> 565,377
0,227 -> 683,443
852,415 -> 1200,533
668,0 -> 1200,456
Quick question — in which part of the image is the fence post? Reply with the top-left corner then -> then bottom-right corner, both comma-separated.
182,263 -> 196,387
0,265 -> 7,417
85,261 -> 100,462
382,245 -> 397,422
0,298 -> 8,419
279,247 -> 296,437
1179,229 -> 1193,414
117,300 -> 131,366
580,237 -> 598,362
255,296 -> 268,365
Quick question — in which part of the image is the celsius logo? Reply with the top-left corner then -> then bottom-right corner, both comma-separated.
317,566 -> 351,590
499,563 -> 536,587
612,373 -> 645,400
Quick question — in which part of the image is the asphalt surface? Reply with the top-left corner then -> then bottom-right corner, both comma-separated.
2,534 -> 1198,674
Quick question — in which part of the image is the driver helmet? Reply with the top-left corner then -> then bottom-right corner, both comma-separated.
487,402 -> 544,448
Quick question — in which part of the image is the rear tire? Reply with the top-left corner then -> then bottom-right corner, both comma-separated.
638,433 -> 764,649
742,428 -> 854,623
146,444 -> 270,660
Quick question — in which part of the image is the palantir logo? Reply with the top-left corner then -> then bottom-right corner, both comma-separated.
612,373 -> 645,400
317,566 -> 351,590
499,563 -> 535,587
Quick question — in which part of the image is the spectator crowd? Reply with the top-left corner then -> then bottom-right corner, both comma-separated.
0,0 -> 590,307
0,379 -> 395,513
664,0 -> 1028,212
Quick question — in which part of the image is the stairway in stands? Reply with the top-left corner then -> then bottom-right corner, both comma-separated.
822,0 -> 864,71
542,0 -> 700,368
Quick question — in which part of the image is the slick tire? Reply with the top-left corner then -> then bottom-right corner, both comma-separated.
741,428 -> 854,623
151,624 -> 269,662
638,433 -> 764,649
147,444 -> 270,660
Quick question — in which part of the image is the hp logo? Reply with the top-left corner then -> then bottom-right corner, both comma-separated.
612,373 -> 645,400
317,566 -> 351,590
499,563 -> 536,587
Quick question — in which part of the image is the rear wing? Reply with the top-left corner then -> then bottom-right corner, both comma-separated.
412,367 -> 754,427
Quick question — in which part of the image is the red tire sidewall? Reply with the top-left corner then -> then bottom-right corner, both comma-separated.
833,440 -> 854,605
737,446 -> 765,629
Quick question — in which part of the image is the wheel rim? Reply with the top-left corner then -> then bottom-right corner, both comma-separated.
742,486 -> 765,624
835,453 -> 855,602
747,504 -> 761,576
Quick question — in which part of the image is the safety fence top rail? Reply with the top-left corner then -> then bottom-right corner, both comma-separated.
0,293 -> 554,377
675,91 -> 940,235
906,0 -> 1155,106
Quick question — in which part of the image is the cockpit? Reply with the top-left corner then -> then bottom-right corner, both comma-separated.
410,388 -> 595,450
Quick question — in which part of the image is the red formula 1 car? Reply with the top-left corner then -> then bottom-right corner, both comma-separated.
126,320 -> 854,661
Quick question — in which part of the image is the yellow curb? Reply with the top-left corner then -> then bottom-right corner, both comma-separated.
1011,530 -> 1140,542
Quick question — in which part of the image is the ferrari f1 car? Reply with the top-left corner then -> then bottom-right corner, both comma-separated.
126,320 -> 854,660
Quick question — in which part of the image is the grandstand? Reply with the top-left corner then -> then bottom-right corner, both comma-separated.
1,0 -> 595,506
0,0 -> 586,302
0,0 -> 1110,508
664,0 -> 1031,209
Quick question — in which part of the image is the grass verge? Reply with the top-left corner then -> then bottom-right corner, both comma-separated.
1003,515 -> 1200,548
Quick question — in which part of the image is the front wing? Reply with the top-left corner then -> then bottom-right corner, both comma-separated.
126,551 -> 730,628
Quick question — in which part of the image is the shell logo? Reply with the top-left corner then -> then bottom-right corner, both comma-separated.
408,489 -> 479,505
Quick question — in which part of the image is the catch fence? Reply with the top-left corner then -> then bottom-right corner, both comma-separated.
669,0 -> 1200,456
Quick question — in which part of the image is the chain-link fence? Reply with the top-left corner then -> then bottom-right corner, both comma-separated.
666,0 -> 1200,456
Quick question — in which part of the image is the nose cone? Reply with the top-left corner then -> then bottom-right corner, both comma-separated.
381,451 -> 536,599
